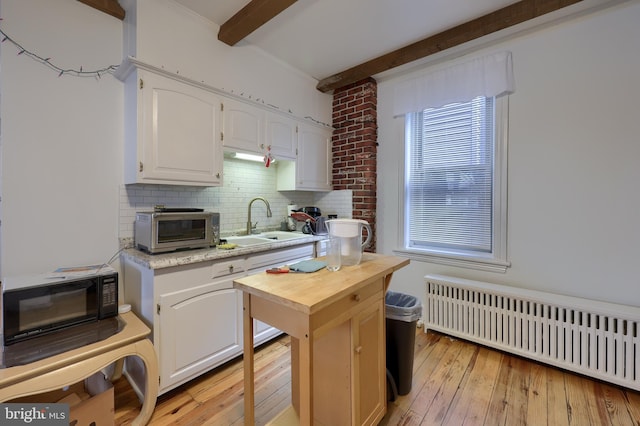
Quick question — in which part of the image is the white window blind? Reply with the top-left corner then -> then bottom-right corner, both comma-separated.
406,96 -> 494,252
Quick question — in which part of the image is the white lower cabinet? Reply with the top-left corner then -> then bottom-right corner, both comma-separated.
123,243 -> 314,394
157,275 -> 244,390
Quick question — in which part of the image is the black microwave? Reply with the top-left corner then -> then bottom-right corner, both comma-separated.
2,268 -> 118,346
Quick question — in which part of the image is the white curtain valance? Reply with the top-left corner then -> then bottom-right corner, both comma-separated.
393,51 -> 514,116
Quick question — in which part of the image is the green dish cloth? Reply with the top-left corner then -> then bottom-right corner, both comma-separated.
289,260 -> 327,273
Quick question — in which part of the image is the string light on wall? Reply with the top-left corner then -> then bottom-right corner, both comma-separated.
0,27 -> 119,79
215,86 -> 333,128
1,21 -> 334,127
223,87 -> 332,128
304,116 -> 333,128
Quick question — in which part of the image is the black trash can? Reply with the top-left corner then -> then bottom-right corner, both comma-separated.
385,291 -> 422,398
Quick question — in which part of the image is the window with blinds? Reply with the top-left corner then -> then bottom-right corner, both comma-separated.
406,96 -> 495,254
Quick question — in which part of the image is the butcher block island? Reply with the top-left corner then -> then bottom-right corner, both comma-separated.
234,253 -> 409,426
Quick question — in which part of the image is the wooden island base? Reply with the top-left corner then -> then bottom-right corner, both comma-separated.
234,253 -> 409,425
267,405 -> 299,425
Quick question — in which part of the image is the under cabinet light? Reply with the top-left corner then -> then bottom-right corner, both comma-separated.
233,152 -> 264,162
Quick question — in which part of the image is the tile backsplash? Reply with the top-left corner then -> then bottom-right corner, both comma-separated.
119,158 -> 353,240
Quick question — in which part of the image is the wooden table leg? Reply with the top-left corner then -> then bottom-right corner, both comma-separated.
133,339 -> 159,426
242,292 -> 255,425
290,337 -> 299,413
298,325 -> 313,424
111,358 -> 125,381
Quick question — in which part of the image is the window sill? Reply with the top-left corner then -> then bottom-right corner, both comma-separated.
393,248 -> 510,273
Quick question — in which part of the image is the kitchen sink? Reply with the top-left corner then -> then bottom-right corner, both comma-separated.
260,231 -> 307,241
225,236 -> 273,247
225,232 -> 308,247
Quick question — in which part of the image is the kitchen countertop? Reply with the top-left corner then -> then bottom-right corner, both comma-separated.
234,253 -> 410,315
121,233 -> 326,270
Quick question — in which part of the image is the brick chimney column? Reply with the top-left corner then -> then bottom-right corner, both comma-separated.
331,77 -> 378,252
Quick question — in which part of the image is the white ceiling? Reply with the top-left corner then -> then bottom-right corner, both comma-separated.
173,0 -> 521,81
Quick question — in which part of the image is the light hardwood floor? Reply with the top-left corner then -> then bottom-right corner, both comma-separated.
114,328 -> 640,425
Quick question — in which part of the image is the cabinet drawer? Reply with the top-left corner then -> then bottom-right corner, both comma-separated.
315,280 -> 384,331
247,244 -> 314,270
211,258 -> 246,278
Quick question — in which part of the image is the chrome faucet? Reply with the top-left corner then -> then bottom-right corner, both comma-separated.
247,197 -> 272,235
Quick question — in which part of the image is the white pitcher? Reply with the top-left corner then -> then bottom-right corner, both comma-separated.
325,219 -> 372,266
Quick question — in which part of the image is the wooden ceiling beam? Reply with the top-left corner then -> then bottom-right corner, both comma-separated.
77,0 -> 125,20
316,0 -> 582,92
218,0 -> 298,46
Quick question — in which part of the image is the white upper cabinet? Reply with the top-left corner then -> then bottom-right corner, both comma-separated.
265,113 -> 297,160
277,122 -> 332,191
117,59 -> 223,186
222,99 -> 297,161
116,58 -> 332,190
221,98 -> 264,154
297,123 -> 332,190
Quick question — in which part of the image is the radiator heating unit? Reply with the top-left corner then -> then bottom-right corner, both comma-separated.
424,274 -> 639,391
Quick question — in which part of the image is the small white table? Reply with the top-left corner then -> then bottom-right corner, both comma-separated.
0,312 -> 159,426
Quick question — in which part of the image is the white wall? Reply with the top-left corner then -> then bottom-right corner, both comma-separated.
123,0 -> 332,126
0,0 -> 332,278
0,0 -> 123,277
377,1 -> 640,307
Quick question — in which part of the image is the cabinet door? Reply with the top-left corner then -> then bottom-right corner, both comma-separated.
139,72 -> 223,186
157,278 -> 243,390
266,113 -> 297,160
313,319 -> 352,425
353,296 -> 386,426
222,98 -> 264,154
296,123 -> 332,191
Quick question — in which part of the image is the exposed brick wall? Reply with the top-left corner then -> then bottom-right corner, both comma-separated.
331,77 -> 378,252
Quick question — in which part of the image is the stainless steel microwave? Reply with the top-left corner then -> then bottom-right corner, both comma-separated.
134,209 -> 220,254
2,268 -> 119,346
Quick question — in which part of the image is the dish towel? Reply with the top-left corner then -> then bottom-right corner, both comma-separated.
289,260 -> 327,273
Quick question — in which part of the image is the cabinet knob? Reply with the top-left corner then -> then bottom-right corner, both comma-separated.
229,265 -> 234,273
355,346 -> 362,354
353,294 -> 361,302
216,173 -> 221,179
